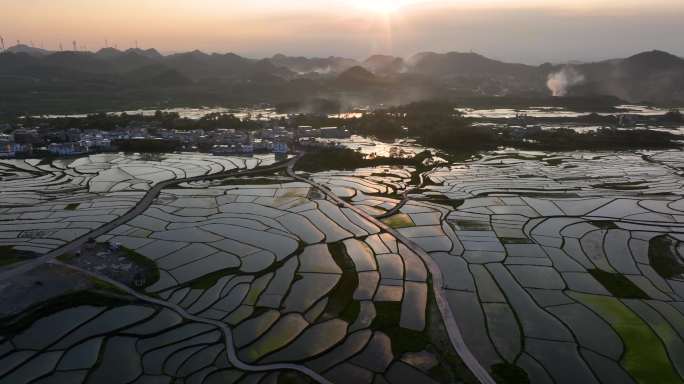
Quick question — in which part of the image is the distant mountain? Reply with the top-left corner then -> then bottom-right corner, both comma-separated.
163,51 -> 291,81
95,47 -> 124,59
337,66 -> 377,82
270,54 -> 358,75
363,55 -> 405,75
333,66 -> 386,92
406,51 -> 544,96
43,51 -> 118,74
124,64 -> 191,87
5,44 -> 51,57
409,51 -> 538,78
568,50 -> 684,103
623,50 -> 684,72
108,51 -> 159,73
2,47 -> 684,114
125,48 -> 163,60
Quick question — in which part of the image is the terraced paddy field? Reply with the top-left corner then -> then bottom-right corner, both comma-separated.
0,154 -> 276,256
0,160 -> 467,384
325,149 -> 684,384
3,149 -> 684,384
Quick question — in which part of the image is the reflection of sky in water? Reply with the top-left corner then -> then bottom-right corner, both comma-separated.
319,135 -> 433,158
457,105 -> 683,119
328,112 -> 364,119
474,122 -> 684,134
35,107 -> 288,121
34,104 -> 683,121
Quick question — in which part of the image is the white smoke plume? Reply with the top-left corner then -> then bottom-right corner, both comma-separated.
547,66 -> 585,97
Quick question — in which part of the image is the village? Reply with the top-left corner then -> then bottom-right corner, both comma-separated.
0,119 -> 352,158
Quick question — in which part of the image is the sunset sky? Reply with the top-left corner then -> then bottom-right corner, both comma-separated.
3,0 -> 684,63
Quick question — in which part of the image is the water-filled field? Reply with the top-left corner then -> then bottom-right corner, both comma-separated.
3,148 -> 684,384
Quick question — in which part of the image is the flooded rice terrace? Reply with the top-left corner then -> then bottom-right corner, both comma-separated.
35,107 -> 288,121
3,146 -> 684,384
456,105 -> 684,119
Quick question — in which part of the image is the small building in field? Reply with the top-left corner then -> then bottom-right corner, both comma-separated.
319,126 -> 351,139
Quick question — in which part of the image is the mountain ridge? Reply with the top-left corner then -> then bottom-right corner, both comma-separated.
1,46 -> 683,114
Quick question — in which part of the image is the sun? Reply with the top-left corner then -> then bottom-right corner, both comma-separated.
353,0 -> 408,14
365,1 -> 402,13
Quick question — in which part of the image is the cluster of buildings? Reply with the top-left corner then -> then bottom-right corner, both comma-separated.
1,127 -> 114,157
0,134 -> 32,158
0,120 -> 352,158
206,126 -> 352,157
208,126 -> 292,156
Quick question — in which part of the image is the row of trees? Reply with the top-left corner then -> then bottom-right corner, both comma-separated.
16,101 -> 682,153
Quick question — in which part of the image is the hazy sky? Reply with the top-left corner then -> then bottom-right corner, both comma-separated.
2,0 -> 684,63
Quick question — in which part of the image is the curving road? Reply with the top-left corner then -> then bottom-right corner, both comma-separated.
374,171 -> 428,220
0,157 -> 297,282
51,259 -> 332,383
2,154 -> 332,383
3,152 -> 491,384
289,161 -> 496,384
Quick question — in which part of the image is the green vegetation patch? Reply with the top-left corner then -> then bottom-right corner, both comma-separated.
88,276 -> 126,293
491,363 -> 530,384
450,219 -> 491,231
320,242 -> 360,323
590,221 -> 620,230
56,252 -> 77,263
296,148 -> 433,173
649,236 -> 684,279
0,256 -> 25,267
121,247 -> 160,289
64,203 -> 80,211
382,213 -> 416,229
594,182 -> 648,191
423,282 -> 478,383
188,269 -> 235,290
188,242 -> 307,291
0,246 -> 33,267
369,191 -> 404,200
544,158 -> 565,166
371,302 -> 430,356
369,282 -> 477,383
219,177 -> 285,186
570,292 -> 681,384
139,153 -> 166,162
588,269 -> 649,299
499,238 -> 534,245
0,290 -> 132,336
276,370 -> 314,384
415,196 -> 464,210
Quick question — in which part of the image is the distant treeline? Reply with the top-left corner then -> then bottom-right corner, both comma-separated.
13,101 -> 683,153
293,101 -> 681,151
20,111 -> 266,132
296,148 -> 434,173
113,139 -> 181,153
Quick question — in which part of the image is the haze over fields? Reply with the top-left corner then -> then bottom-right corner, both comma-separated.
3,0 -> 684,64
2,0 -> 684,114
5,3 -> 684,384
